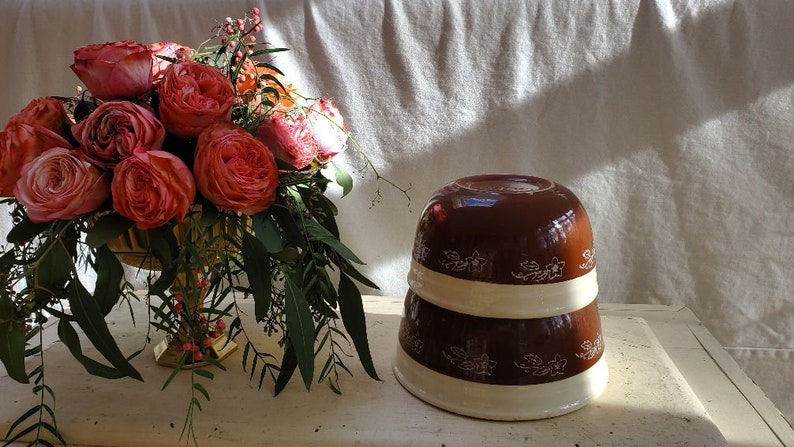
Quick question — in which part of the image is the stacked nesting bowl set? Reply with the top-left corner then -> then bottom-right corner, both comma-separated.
393,174 -> 608,420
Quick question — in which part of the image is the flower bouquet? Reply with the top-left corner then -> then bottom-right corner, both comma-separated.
0,9 -> 383,445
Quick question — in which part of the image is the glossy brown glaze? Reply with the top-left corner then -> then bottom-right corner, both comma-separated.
411,175 -> 595,285
398,291 -> 604,385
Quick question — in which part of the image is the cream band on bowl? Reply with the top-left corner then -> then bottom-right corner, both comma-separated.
393,345 -> 609,421
407,260 -> 599,319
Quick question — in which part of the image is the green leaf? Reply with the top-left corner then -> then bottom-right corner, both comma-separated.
303,220 -> 363,264
274,341 -> 298,396
161,353 -> 188,391
94,246 -> 124,316
66,280 -> 142,381
241,233 -> 272,322
299,187 -> 339,238
57,318 -> 127,379
0,299 -> 28,383
4,405 -> 39,440
36,238 -> 72,291
193,382 -> 211,401
194,368 -> 214,380
5,217 -> 49,244
148,227 -> 178,295
39,421 -> 67,446
269,205 -> 303,247
336,258 -> 380,290
338,273 -> 380,380
251,213 -> 284,253
332,161 -> 354,197
85,213 -> 134,248
199,204 -> 220,227
284,272 -> 315,390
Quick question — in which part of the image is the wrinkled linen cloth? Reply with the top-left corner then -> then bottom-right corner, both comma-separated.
1,0 -> 791,417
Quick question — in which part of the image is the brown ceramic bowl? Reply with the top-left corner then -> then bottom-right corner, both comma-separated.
393,174 -> 607,420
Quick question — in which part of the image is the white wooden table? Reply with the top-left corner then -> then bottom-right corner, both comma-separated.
1,297 -> 792,446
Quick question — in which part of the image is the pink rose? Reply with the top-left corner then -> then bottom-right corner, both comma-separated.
157,61 -> 235,140
306,99 -> 348,161
14,147 -> 110,223
6,97 -> 71,140
71,40 -> 153,100
0,122 -> 72,196
112,148 -> 195,229
148,42 -> 192,82
72,101 -> 165,168
256,110 -> 317,169
194,123 -> 278,215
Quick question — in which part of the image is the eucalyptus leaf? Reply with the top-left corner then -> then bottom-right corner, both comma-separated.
57,319 -> 126,379
332,161 -> 353,198
338,273 -> 379,381
5,218 -> 49,244
85,214 -> 134,248
303,220 -> 363,264
269,205 -> 303,246
284,272 -> 315,390
241,233 -> 272,322
94,246 -> 124,316
274,341 -> 298,396
0,298 -> 28,383
200,204 -> 220,227
335,258 -> 380,290
251,213 -> 284,253
66,280 -> 142,381
36,238 -> 72,291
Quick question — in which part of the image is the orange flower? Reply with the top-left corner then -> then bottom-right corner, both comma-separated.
235,60 -> 296,108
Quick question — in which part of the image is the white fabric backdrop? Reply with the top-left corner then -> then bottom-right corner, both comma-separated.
1,0 -> 792,417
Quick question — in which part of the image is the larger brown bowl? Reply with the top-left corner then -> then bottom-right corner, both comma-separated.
393,174 -> 607,420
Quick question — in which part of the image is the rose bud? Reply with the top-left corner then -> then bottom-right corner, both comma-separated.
70,40 -> 153,100
306,99 -> 348,161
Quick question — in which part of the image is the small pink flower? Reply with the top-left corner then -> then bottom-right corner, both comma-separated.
256,109 -> 317,169
148,42 -> 192,82
306,99 -> 348,161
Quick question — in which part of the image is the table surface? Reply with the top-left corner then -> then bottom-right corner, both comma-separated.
1,298 -> 792,446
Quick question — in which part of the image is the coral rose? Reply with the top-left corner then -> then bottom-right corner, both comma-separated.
6,97 -> 71,140
149,42 -> 192,82
112,148 -> 196,229
256,109 -> 317,169
157,61 -> 235,140
71,40 -> 153,100
306,99 -> 349,161
0,122 -> 73,196
72,101 -> 165,168
14,147 -> 110,223
194,123 -> 278,215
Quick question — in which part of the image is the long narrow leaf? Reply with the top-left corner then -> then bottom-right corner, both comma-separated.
274,341 -> 297,396
57,319 -> 127,379
303,220 -> 363,264
85,213 -> 134,247
5,217 -> 49,244
66,281 -> 142,381
94,246 -> 124,316
241,233 -> 272,322
338,273 -> 380,380
283,273 -> 314,390
0,299 -> 27,383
